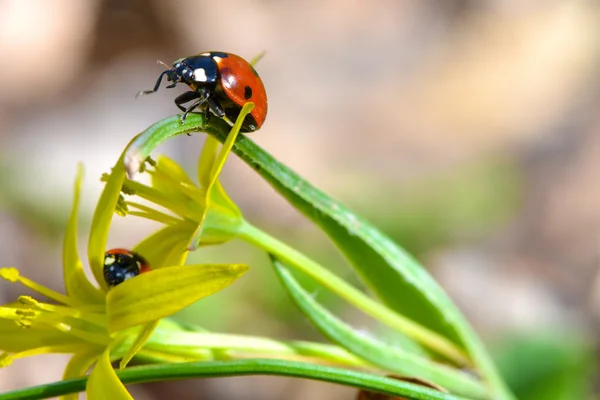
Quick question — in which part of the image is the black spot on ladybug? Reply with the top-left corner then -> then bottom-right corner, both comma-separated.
244,86 -> 253,100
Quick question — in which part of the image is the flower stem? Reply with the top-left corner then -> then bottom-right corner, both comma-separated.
0,359 -> 469,400
236,221 -> 470,366
146,329 -> 370,368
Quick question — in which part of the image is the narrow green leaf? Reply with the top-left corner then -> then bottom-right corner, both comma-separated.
239,222 -> 467,364
120,114 -> 512,398
63,165 -> 105,304
87,349 -> 132,400
205,130 -> 515,399
272,257 -> 489,399
106,264 -> 249,332
0,359 -> 469,400
124,114 -> 219,180
221,133 -> 464,344
249,51 -> 266,66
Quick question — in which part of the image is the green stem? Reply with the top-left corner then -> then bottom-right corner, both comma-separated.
146,329 -> 370,368
0,359 -> 469,400
237,220 -> 470,366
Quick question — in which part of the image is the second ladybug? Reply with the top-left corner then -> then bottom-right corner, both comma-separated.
103,249 -> 150,288
137,51 -> 268,132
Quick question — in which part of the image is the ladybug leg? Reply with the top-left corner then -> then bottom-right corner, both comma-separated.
207,96 -> 227,121
174,91 -> 202,112
136,70 -> 174,98
176,89 -> 210,123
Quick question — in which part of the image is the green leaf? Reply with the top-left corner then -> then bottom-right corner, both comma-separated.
106,264 -> 249,332
0,359 -> 469,400
87,349 -> 132,400
63,165 -> 105,305
272,257 -> 489,399
124,114 -> 217,180
222,135 -> 463,344
238,222 -> 466,363
494,333 -> 593,400
120,114 -> 512,398
204,130 -> 514,399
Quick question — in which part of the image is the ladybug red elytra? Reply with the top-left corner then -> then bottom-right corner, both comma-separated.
136,51 -> 268,132
103,248 -> 150,287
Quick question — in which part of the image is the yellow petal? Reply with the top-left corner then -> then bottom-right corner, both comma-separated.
106,264 -> 249,333
87,348 -> 133,400
88,159 -> 127,291
0,306 -> 86,352
119,320 -> 160,369
190,193 -> 243,247
63,165 -> 105,304
60,348 -> 103,400
152,155 -> 196,189
148,157 -> 205,214
197,136 -> 220,189
205,102 -> 254,192
190,103 -> 253,250
133,221 -> 196,269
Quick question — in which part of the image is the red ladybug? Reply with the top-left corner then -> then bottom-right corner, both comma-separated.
103,248 -> 150,287
137,51 -> 268,132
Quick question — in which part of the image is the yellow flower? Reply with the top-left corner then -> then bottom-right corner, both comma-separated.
0,154 -> 249,399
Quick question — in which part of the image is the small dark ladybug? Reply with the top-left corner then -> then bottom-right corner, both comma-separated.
136,51 -> 267,132
103,248 -> 150,287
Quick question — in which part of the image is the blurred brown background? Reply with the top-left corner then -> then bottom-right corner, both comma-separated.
1,0 -> 599,398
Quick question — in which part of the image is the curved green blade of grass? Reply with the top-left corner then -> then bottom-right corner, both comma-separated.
271,256 -> 489,400
0,359 -> 469,400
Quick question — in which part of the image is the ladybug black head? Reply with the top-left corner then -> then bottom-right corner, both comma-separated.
135,61 -> 186,98
136,55 -> 219,99
103,249 -> 148,287
171,59 -> 194,84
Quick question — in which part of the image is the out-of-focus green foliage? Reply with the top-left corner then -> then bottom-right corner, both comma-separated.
494,333 -> 593,400
353,158 -> 521,257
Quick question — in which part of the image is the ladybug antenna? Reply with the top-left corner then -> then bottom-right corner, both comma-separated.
157,59 -> 171,69
135,69 -> 174,98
